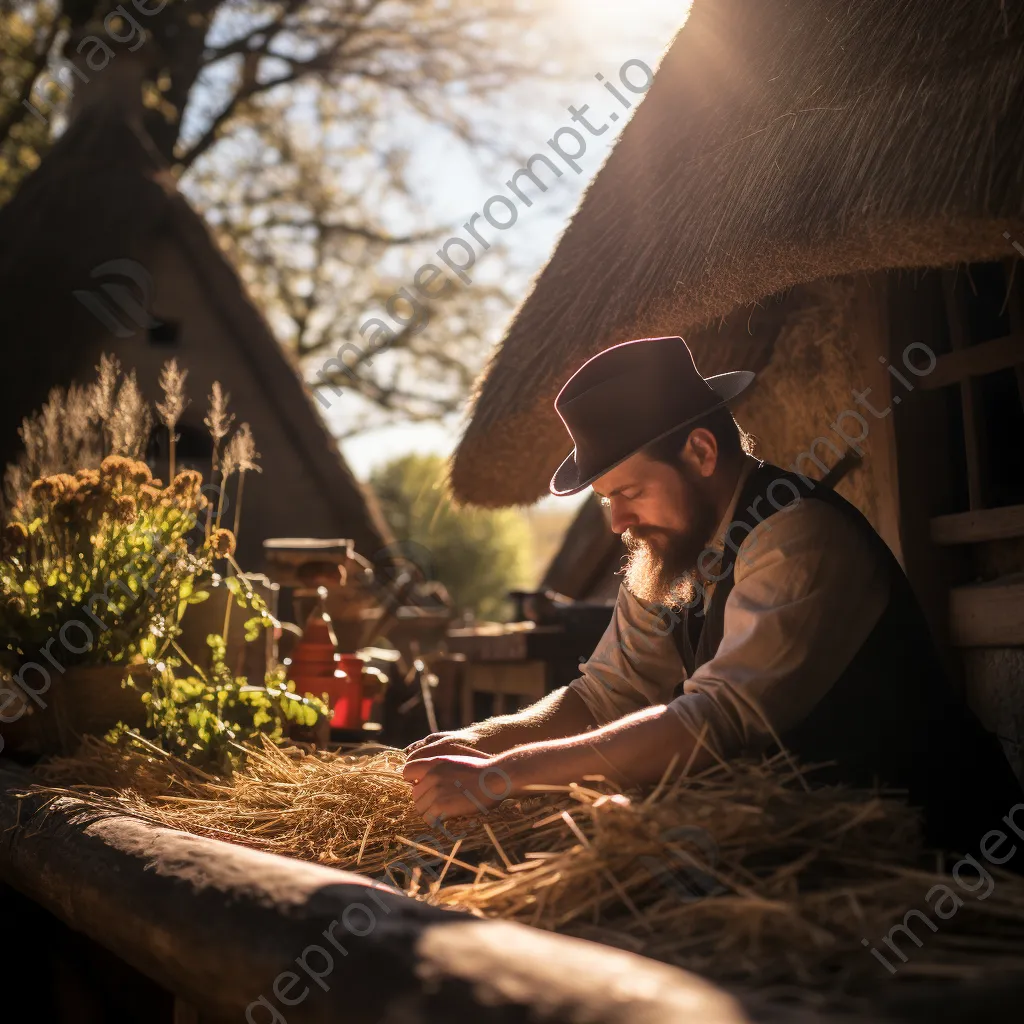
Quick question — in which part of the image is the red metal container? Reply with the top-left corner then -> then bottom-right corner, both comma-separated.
330,654 -> 365,729
290,609 -> 344,707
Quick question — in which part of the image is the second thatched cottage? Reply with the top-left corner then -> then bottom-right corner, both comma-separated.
0,40 -> 391,569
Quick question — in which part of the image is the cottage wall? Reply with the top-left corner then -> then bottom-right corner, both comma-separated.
726,276 -> 902,558
712,272 -> 1024,785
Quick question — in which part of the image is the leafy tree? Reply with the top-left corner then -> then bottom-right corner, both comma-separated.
0,0 -> 562,429
0,0 -> 58,204
370,453 -> 531,620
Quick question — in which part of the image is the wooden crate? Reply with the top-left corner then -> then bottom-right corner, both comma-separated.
461,660 -> 547,726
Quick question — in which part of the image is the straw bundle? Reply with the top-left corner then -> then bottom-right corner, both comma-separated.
35,738 -> 1024,1002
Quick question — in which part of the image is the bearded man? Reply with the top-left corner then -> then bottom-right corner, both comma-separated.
404,336 -> 1023,857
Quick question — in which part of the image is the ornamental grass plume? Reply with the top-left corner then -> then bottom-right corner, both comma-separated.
4,381 -> 102,510
90,353 -> 121,448
65,383 -> 102,468
1,355 -> 167,515
221,423 -> 261,540
109,371 -> 152,459
156,359 -> 189,481
203,382 -> 234,540
1,354 -> 132,511
215,441 -> 238,532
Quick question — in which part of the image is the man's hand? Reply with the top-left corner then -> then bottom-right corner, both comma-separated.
405,729 -> 485,762
402,754 -> 515,823
402,706 -> 700,825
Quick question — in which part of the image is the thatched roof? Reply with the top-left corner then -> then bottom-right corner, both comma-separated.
450,0 -> 1024,507
0,106 -> 392,561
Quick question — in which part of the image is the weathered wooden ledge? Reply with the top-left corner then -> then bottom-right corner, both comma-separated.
0,764 -> 754,1024
8,763 -> 1024,1024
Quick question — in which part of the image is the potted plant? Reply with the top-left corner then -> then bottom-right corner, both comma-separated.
0,454 -> 211,753
0,355 -> 325,757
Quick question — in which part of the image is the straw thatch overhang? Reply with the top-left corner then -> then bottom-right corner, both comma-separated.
450,0 -> 1024,507
0,107 -> 391,557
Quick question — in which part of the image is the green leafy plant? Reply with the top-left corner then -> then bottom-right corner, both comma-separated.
0,457 -> 213,674
111,634 -> 329,771
0,354 -> 263,677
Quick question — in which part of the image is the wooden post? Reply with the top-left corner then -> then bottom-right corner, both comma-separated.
1003,257 -> 1024,413
888,269 -> 966,680
941,269 -> 986,510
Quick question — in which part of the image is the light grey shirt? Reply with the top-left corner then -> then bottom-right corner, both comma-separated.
570,460 -> 890,759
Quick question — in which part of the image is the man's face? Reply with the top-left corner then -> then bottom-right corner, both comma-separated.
593,443 -> 720,609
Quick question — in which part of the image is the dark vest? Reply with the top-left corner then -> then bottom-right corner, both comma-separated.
672,462 -> 1024,858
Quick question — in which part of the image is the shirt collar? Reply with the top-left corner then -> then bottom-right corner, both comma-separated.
707,457 -> 759,554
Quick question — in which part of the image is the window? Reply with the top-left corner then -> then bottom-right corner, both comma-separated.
148,320 -> 181,346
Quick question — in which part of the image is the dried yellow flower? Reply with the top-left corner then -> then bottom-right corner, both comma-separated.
138,484 -> 163,510
210,528 -> 236,557
168,469 -> 203,502
114,494 -> 138,525
29,473 -> 78,504
100,455 -> 135,485
75,468 -> 101,487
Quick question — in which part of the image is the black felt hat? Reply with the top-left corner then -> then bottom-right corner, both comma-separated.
549,336 -> 755,496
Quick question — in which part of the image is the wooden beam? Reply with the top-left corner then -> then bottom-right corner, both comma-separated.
888,269 -> 963,676
931,504 -> 1024,545
949,580 -> 1024,647
941,270 -> 985,510
919,332 -> 1024,390
0,765 -> 748,1024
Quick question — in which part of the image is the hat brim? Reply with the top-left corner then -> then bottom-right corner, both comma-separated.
549,369 -> 756,497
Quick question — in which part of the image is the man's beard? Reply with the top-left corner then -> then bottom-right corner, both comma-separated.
621,471 -> 720,610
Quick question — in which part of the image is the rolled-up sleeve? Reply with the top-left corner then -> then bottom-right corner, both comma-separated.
668,499 -> 890,758
569,585 -> 684,724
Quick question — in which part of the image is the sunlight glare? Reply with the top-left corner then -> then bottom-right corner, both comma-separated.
552,0 -> 694,52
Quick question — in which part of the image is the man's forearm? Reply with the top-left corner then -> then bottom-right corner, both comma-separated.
495,704 -> 707,791
404,703 -> 713,824
470,686 -> 598,754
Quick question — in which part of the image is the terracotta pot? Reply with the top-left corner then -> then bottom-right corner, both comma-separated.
3,664 -> 150,756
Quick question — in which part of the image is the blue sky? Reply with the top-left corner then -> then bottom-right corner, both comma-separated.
330,1 -> 692,503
